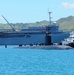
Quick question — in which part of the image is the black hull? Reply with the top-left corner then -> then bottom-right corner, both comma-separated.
67,43 -> 74,48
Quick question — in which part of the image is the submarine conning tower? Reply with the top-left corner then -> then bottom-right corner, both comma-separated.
45,11 -> 52,45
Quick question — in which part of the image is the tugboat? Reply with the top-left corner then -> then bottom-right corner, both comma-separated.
62,31 -> 74,48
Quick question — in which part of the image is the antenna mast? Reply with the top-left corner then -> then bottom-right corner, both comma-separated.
48,11 -> 52,25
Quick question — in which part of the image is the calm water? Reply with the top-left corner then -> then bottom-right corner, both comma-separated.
0,46 -> 74,75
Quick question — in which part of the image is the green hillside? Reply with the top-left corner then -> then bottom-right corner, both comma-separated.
57,16 -> 74,31
0,16 -> 74,31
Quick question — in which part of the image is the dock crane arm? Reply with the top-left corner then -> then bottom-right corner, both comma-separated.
2,15 -> 15,32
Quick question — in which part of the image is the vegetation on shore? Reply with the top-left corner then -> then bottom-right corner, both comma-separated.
0,16 -> 74,31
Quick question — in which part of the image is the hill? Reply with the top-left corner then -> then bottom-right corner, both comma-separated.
57,16 -> 74,31
0,16 -> 74,31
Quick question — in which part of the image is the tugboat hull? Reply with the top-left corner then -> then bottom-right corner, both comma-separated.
67,43 -> 74,48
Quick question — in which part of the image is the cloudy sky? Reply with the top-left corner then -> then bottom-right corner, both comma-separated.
0,0 -> 74,23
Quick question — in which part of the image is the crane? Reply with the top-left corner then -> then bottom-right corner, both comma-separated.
2,15 -> 15,32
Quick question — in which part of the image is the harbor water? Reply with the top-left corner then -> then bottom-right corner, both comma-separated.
0,46 -> 74,75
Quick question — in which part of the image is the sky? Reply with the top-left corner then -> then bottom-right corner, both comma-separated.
0,0 -> 74,23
